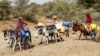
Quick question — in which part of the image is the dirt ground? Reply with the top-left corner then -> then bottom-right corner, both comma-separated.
0,18 -> 100,56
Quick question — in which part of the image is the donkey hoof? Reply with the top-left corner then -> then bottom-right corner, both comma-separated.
45,43 -> 48,45
4,38 -> 7,40
11,51 -> 15,54
20,49 -> 22,52
39,42 -> 43,45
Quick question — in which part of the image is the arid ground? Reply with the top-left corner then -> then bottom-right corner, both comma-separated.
0,18 -> 100,56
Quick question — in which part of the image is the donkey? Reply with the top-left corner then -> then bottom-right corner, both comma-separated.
2,28 -> 22,53
2,27 -> 31,53
34,24 -> 61,45
72,22 -> 96,40
55,21 -> 70,41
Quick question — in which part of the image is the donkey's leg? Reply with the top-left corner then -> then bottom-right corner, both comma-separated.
97,35 -> 100,42
42,36 -> 47,45
79,32 -> 82,40
51,36 -> 53,41
46,36 -> 49,45
10,36 -> 15,48
12,40 -> 17,53
58,33 -> 62,41
25,37 -> 29,49
18,38 -> 22,51
29,36 -> 32,42
54,34 -> 57,43
85,35 -> 88,40
43,36 -> 49,45
66,30 -> 69,37
26,39 -> 30,49
39,35 -> 43,44
57,32 -> 61,41
18,42 -> 22,51
60,33 -> 64,41
66,30 -> 70,40
10,39 -> 13,48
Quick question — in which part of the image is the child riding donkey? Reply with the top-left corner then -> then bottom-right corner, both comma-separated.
2,17 -> 32,53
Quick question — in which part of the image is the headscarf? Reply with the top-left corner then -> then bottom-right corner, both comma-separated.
18,17 -> 24,25
85,12 -> 92,23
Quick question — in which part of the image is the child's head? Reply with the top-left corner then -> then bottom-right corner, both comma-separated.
18,17 -> 23,22
52,15 -> 58,22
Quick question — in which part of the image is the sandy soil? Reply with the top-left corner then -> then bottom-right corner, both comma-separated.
0,18 -> 100,56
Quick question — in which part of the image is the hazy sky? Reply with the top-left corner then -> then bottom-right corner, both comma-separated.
29,0 -> 53,4
10,0 -> 73,6
29,0 -> 73,4
10,0 -> 53,5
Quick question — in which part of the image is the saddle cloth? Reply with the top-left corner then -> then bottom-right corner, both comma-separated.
90,23 -> 97,30
37,22 -> 44,26
63,21 -> 70,27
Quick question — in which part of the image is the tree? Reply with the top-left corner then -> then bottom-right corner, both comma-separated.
39,0 -> 71,20
53,0 -> 70,20
22,3 -> 38,23
0,0 -> 11,20
13,0 -> 29,16
11,0 -> 39,23
77,0 -> 98,9
93,0 -> 100,12
41,2 -> 55,17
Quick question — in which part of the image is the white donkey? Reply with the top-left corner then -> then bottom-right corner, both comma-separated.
34,25 -> 62,45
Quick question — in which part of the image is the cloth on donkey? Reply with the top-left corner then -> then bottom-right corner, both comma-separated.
62,21 -> 70,30
60,26 -> 65,32
37,22 -> 44,26
46,22 -> 55,27
90,23 -> 97,30
55,22 -> 63,29
96,26 -> 100,30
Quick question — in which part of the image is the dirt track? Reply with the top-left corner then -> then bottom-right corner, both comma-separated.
0,19 -> 100,56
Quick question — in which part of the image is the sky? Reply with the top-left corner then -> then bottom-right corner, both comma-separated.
10,0 -> 53,6
10,0 -> 73,6
29,0 -> 53,4
29,0 -> 73,4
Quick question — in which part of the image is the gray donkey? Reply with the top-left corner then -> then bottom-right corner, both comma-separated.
2,29 -> 22,53
3,27 -> 31,53
34,25 -> 62,45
